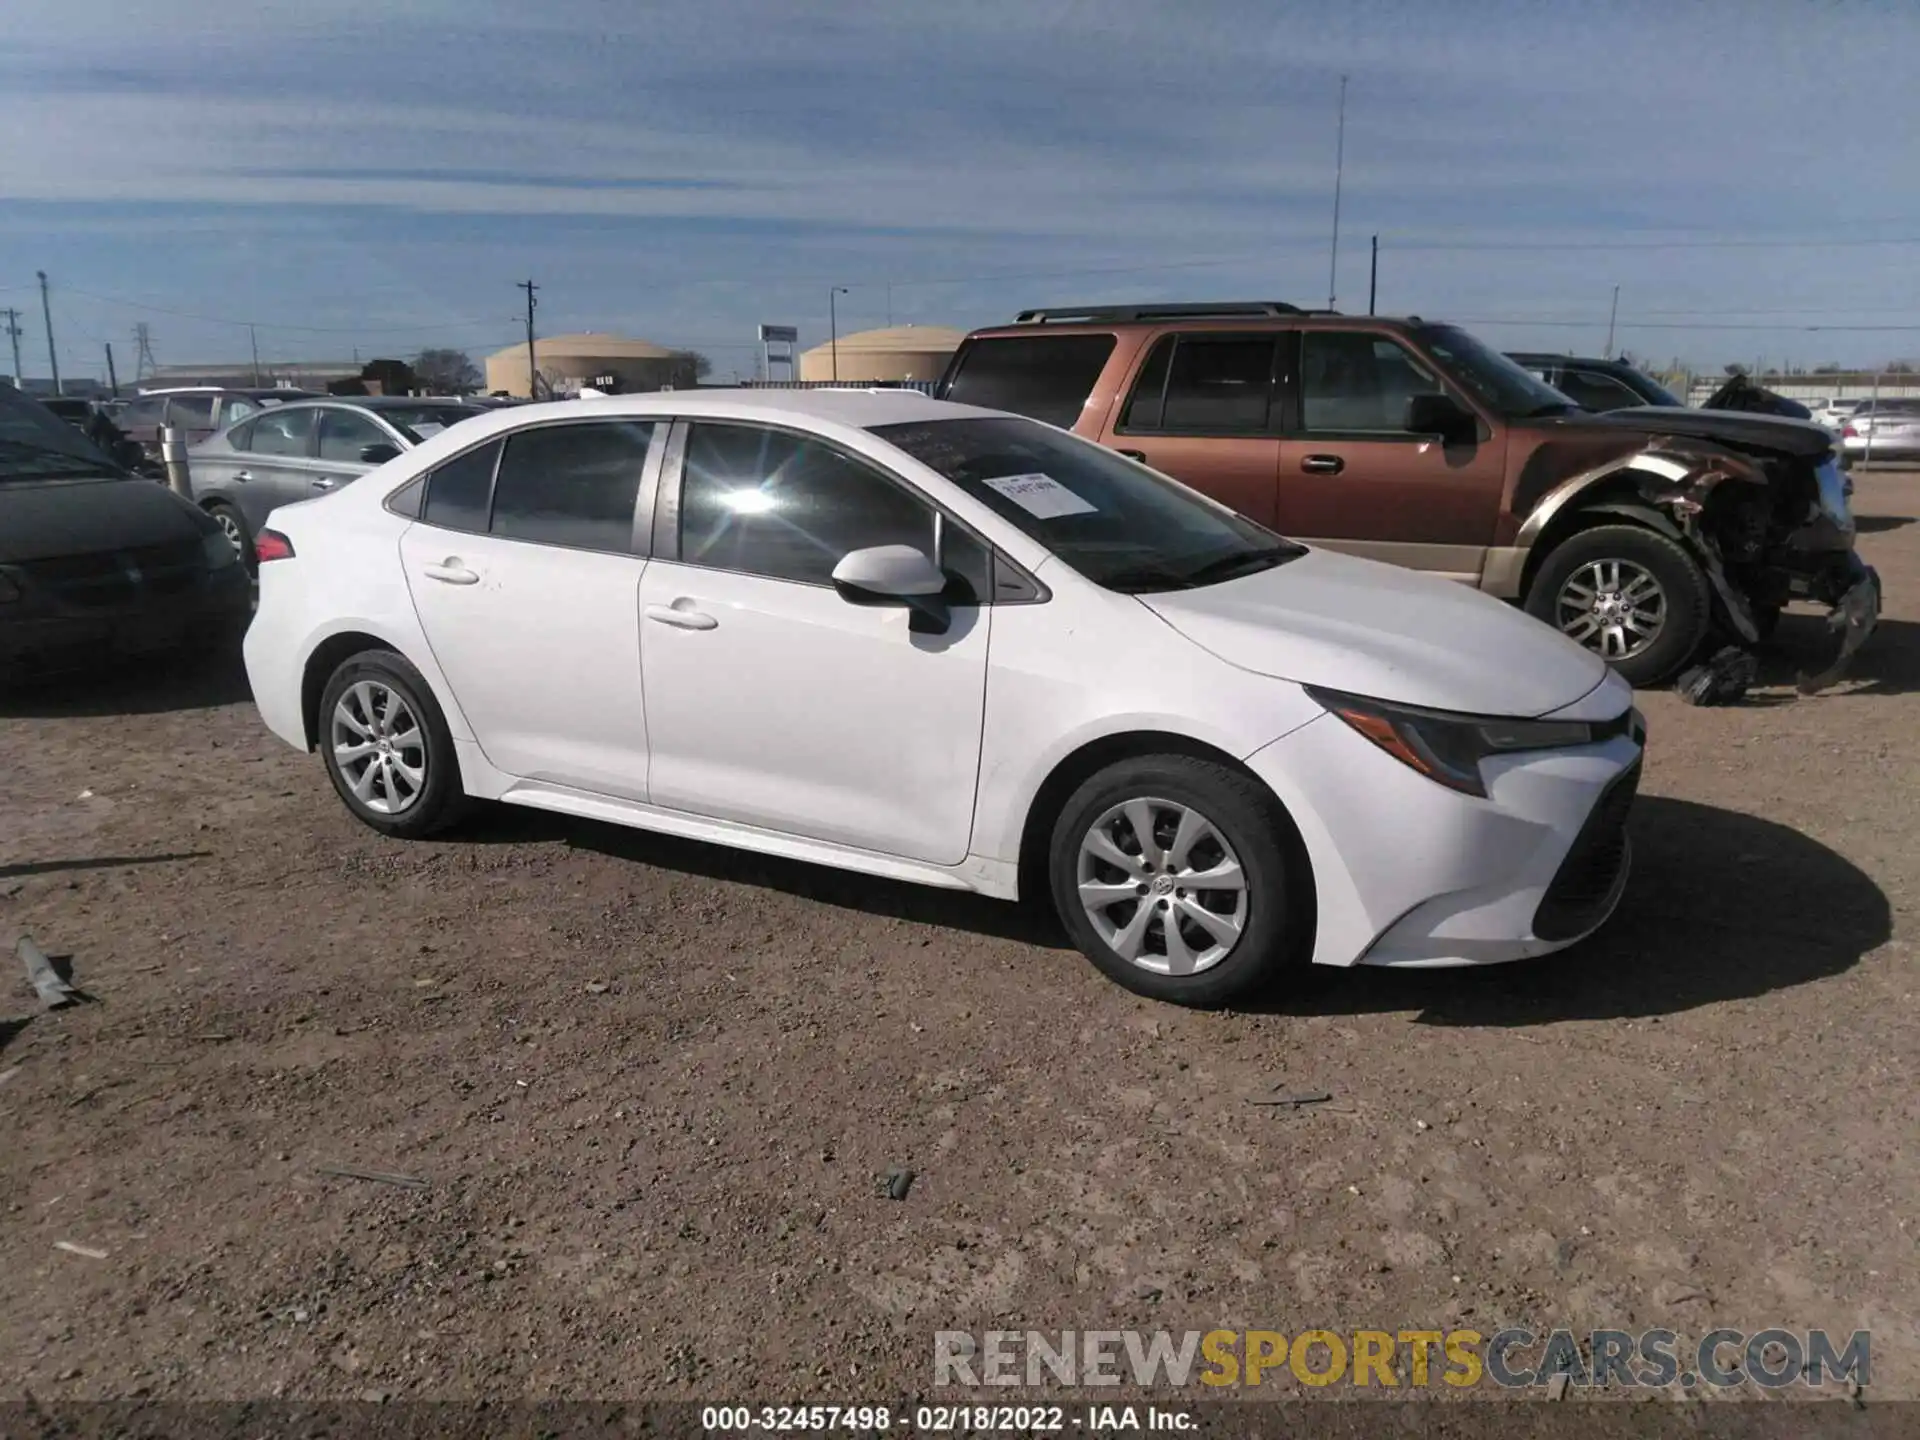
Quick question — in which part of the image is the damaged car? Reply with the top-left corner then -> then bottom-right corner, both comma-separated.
935,303 -> 1879,687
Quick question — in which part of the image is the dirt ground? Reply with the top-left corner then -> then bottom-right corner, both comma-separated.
3,472 -> 1918,1407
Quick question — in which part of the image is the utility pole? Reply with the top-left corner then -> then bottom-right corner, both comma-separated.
1604,285 -> 1620,358
829,286 -> 849,382
3,308 -> 21,387
104,342 -> 120,396
516,279 -> 539,399
1326,74 -> 1348,310
249,324 -> 262,386
37,271 -> 61,395
1368,235 -> 1379,316
886,283 -> 893,328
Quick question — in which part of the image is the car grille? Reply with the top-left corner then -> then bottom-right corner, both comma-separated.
19,539 -> 204,609
1532,759 -> 1640,942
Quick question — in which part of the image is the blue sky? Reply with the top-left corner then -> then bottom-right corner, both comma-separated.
3,0 -> 1918,381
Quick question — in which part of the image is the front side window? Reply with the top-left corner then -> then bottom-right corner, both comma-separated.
872,415 -> 1300,595
421,439 -> 501,532
489,421 -> 655,553
678,422 -> 941,586
938,334 -> 1117,429
316,408 -> 393,463
248,406 -> 315,457
1122,334 -> 1277,434
1299,332 -> 1446,433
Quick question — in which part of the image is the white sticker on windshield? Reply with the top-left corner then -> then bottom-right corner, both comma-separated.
981,472 -> 1097,519
410,422 -> 446,437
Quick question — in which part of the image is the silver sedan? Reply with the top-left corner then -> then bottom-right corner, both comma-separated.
189,398 -> 491,563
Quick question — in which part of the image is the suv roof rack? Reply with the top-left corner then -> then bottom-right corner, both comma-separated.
1012,301 -> 1335,324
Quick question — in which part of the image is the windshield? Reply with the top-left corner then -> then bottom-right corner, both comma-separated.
1416,324 -> 1579,417
381,404 -> 485,442
0,386 -> 121,481
871,415 -> 1303,594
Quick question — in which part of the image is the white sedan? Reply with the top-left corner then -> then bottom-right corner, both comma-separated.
243,390 -> 1645,1007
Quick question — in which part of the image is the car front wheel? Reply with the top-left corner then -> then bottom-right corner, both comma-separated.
317,651 -> 467,839
1525,524 -> 1711,687
1047,755 -> 1312,1008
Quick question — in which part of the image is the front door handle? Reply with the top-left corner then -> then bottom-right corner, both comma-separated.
422,560 -> 479,585
1117,449 -> 1148,462
645,601 -> 718,631
311,477 -> 336,491
233,469 -> 253,483
1300,454 -> 1345,475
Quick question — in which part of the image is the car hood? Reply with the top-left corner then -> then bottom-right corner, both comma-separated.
1138,548 -> 1610,717
0,476 -> 206,563
1586,406 -> 1834,458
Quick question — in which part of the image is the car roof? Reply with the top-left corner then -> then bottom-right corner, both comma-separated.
519,388 -> 975,427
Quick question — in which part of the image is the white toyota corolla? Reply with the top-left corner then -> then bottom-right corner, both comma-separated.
243,389 -> 1645,1007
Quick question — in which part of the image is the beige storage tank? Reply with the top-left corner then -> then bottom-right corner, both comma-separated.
483,333 -> 696,398
796,324 -> 967,384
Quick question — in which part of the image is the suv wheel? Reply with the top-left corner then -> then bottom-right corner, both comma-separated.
317,651 -> 467,839
1526,524 -> 1711,686
1047,755 -> 1311,1008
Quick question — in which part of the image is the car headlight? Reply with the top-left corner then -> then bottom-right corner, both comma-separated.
1306,686 -> 1635,798
201,528 -> 239,570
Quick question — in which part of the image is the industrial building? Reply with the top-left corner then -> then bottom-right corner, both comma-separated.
483,333 -> 695,399
796,324 -> 966,384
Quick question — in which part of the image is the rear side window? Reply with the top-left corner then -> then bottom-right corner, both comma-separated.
938,334 -> 1116,428
489,421 -> 656,554
1121,334 -> 1277,434
167,395 -> 215,428
1558,370 -> 1645,413
422,440 -> 501,532
249,406 -> 315,457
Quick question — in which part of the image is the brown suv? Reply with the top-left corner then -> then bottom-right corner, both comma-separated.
935,302 -> 1878,687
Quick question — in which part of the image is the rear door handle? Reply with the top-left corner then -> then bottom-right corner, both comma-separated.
1300,454 -> 1345,475
1117,449 -> 1148,462
645,601 -> 718,631
422,560 -> 479,585
311,477 -> 336,491
233,470 -> 253,483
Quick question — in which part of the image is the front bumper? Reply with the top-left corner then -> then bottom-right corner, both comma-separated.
0,562 -> 251,678
1245,713 -> 1643,969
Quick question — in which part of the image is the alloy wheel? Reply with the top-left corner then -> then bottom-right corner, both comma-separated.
1076,797 -> 1249,976
330,680 -> 427,816
1555,558 -> 1667,661
212,509 -> 247,559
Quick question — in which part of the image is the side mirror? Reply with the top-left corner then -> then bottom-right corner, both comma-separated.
1405,392 -> 1478,444
358,442 -> 402,465
830,545 -> 947,603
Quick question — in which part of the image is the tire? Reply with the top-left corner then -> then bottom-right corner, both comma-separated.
203,500 -> 257,571
1524,523 -> 1712,687
1047,755 -> 1312,1008
316,650 -> 467,839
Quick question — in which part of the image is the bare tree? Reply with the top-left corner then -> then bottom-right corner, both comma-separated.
414,348 -> 482,394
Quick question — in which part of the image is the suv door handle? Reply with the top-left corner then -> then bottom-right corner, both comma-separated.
1300,454 -> 1345,475
1117,449 -> 1148,462
645,601 -> 718,631
422,560 -> 479,585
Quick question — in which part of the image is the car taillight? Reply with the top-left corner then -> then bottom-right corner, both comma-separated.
254,529 -> 296,562
1842,424 -> 1857,438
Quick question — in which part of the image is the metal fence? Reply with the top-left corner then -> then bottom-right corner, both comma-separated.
738,379 -> 938,394
1680,374 -> 1920,408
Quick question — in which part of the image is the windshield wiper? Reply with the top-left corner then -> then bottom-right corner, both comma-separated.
1182,544 -> 1303,587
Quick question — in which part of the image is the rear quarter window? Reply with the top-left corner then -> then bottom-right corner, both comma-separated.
939,334 -> 1117,429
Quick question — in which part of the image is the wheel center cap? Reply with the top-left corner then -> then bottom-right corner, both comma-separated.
377,738 -> 392,755
1151,874 -> 1175,896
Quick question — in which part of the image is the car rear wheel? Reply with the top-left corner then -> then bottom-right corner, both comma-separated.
1526,524 -> 1711,687
317,651 -> 467,839
204,501 -> 256,571
1047,755 -> 1311,1008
